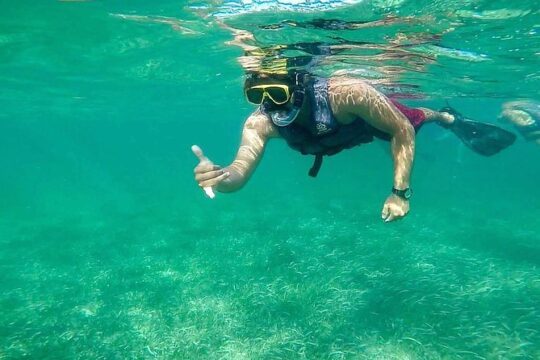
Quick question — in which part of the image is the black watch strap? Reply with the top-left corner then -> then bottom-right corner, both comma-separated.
392,187 -> 412,200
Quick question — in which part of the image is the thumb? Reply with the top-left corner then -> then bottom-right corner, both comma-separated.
381,203 -> 390,220
191,145 -> 209,162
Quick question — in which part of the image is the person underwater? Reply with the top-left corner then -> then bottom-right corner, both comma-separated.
499,100 -> 540,146
192,71 -> 515,222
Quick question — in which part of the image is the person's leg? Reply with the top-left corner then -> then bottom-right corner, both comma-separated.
392,102 -> 516,154
417,107 -> 455,126
389,100 -> 434,129
419,106 -> 517,156
389,99 -> 454,128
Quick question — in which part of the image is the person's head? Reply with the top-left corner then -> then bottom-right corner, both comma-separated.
243,71 -> 297,106
244,70 -> 308,126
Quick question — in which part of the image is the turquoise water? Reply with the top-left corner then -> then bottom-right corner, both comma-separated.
1,1 -> 540,359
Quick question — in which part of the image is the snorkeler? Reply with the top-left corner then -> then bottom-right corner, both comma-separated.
499,100 -> 540,145
192,71 -> 516,222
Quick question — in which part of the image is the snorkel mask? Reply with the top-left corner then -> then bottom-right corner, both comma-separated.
246,72 -> 306,127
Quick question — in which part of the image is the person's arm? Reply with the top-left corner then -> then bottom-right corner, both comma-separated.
328,77 -> 414,221
217,111 -> 278,192
501,108 -> 532,127
329,77 -> 415,190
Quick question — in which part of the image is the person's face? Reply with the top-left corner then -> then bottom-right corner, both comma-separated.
244,75 -> 294,109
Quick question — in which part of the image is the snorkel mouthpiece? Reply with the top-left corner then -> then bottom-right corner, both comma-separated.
266,88 -> 305,127
270,108 -> 300,127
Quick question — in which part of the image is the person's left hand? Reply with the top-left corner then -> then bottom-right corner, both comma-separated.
381,194 -> 410,222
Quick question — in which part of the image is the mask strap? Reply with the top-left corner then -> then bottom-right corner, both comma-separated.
294,72 -> 309,86
292,73 -> 306,107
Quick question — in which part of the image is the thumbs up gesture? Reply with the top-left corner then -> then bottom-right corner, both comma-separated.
191,145 -> 230,199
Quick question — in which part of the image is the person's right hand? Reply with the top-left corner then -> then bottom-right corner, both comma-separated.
381,194 -> 410,222
191,145 -> 230,195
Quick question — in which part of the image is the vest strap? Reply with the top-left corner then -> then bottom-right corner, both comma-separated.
308,154 -> 324,177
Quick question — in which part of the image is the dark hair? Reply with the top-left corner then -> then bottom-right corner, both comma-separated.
243,70 -> 304,91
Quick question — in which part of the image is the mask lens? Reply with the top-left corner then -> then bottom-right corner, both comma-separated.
246,88 -> 265,104
266,86 -> 289,104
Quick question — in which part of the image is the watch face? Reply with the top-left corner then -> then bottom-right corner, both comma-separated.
393,187 -> 412,199
404,188 -> 412,199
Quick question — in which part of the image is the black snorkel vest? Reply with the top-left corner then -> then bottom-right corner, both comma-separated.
262,76 -> 381,177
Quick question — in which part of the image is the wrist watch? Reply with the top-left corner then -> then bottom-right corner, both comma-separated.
392,187 -> 412,200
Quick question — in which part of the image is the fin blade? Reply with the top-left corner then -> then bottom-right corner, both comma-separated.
451,119 -> 516,156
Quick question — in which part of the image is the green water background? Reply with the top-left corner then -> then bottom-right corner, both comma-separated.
1,1 -> 540,359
